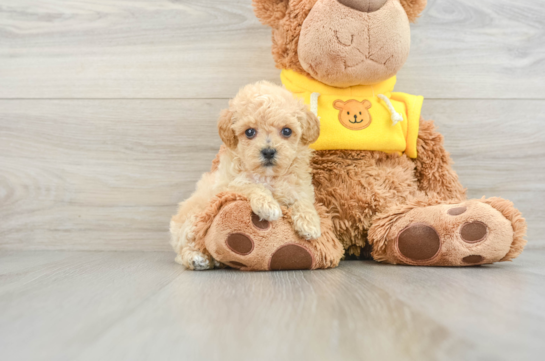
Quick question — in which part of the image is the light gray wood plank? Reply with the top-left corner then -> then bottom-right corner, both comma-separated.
346,251 -> 545,361
0,99 -> 543,251
0,251 -> 184,361
399,0 -> 545,99
0,0 -> 276,99
0,99 -> 224,251
1,250 -> 544,361
0,0 -> 544,99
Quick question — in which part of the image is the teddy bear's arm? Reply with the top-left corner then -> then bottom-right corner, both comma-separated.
411,118 -> 467,202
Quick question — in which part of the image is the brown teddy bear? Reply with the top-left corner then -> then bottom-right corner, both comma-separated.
171,0 -> 527,270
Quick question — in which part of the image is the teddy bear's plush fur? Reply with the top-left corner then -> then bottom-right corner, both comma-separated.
192,193 -> 344,271
171,0 -> 527,270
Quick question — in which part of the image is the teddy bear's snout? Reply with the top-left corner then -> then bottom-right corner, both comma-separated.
337,0 -> 388,13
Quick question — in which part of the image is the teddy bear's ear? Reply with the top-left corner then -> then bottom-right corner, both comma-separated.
217,109 -> 238,149
299,106 -> 321,146
333,100 -> 345,110
252,0 -> 288,28
399,0 -> 427,23
362,100 -> 372,108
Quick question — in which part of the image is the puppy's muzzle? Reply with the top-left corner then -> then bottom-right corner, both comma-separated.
261,147 -> 277,166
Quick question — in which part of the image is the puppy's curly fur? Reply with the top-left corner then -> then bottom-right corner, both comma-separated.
171,81 -> 321,270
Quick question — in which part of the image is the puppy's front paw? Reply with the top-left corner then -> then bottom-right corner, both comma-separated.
292,210 -> 321,240
251,197 -> 282,222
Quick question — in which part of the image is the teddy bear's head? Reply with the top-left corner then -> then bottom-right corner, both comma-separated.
253,0 -> 427,87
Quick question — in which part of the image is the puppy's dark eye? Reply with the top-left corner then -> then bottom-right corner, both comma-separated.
245,128 -> 256,139
281,127 -> 292,138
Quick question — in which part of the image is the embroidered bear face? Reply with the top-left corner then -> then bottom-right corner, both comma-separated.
333,99 -> 372,131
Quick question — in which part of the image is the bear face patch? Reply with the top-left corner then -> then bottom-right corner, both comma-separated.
333,99 -> 372,131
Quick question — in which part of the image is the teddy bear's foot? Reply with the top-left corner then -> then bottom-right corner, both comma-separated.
369,197 -> 527,266
193,193 -> 344,271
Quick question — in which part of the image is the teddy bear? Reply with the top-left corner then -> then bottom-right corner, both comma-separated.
170,0 -> 527,270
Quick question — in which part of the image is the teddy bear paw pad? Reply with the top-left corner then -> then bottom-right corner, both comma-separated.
462,255 -> 484,265
397,224 -> 441,262
269,244 -> 314,271
460,221 -> 488,243
226,233 -> 254,255
251,212 -> 271,230
447,206 -> 467,216
228,261 -> 248,269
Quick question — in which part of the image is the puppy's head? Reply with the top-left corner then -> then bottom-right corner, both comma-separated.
218,81 -> 320,176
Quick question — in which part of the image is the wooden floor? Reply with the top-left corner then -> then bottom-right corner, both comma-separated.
1,1 -> 545,360
1,249 -> 544,361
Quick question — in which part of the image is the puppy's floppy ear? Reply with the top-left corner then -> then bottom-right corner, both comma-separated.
218,109 -> 238,149
252,0 -> 288,28
400,0 -> 427,23
299,106 -> 320,146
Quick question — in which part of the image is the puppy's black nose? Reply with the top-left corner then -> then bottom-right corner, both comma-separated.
261,148 -> 276,160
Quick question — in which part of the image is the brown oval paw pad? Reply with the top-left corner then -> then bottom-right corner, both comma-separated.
269,244 -> 313,270
397,224 -> 441,261
463,255 -> 484,264
460,222 -> 488,243
228,261 -> 248,269
251,212 -> 270,230
226,233 -> 254,255
448,207 -> 467,216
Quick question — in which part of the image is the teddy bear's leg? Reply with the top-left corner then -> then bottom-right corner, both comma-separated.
366,117 -> 527,266
191,192 -> 344,271
368,197 -> 527,266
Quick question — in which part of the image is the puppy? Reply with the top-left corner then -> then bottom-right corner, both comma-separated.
170,81 -> 322,270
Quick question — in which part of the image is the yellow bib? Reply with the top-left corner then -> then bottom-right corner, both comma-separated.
280,69 -> 424,158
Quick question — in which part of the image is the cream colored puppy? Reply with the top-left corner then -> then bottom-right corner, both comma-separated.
170,81 -> 322,270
